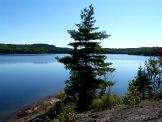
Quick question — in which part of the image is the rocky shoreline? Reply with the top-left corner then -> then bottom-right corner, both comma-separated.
7,96 -> 60,122
7,98 -> 162,122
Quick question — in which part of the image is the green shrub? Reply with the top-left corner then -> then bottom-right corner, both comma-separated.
56,91 -> 66,99
102,94 -> 120,108
46,101 -> 77,122
123,85 -> 140,105
46,101 -> 62,119
91,98 -> 103,111
91,94 -> 119,111
57,103 -> 77,122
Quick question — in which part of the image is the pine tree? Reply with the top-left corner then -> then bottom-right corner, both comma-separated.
58,5 -> 114,110
135,66 -> 152,99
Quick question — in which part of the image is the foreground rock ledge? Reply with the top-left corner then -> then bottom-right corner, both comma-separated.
9,99 -> 162,122
77,100 -> 162,122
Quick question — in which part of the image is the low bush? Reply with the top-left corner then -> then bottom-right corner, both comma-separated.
91,98 -> 103,111
57,103 -> 77,122
91,94 -> 120,111
46,101 -> 62,119
122,84 -> 141,105
46,101 -> 77,122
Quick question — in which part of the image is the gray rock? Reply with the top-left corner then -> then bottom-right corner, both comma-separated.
77,105 -> 162,122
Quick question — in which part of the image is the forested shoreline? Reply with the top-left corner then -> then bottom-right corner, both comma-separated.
0,44 -> 70,54
105,47 -> 162,56
0,43 -> 161,56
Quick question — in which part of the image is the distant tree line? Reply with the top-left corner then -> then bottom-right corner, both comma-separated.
0,43 -> 161,56
105,47 -> 162,56
0,44 -> 70,54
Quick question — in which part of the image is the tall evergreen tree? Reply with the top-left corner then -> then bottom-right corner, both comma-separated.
58,5 -> 114,110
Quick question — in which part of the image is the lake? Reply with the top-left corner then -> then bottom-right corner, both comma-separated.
0,54 -> 150,121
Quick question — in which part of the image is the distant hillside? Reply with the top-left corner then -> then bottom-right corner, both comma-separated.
0,44 -> 70,54
0,44 -> 161,56
105,47 -> 162,56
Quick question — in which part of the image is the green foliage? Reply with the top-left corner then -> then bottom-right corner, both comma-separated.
134,66 -> 152,99
123,57 -> 162,105
46,101 -> 77,122
91,94 -> 120,111
145,58 -> 162,94
57,5 -> 114,111
99,81 -> 115,95
57,103 -> 77,122
91,98 -> 103,111
123,65 -> 152,105
123,80 -> 141,105
46,101 -> 62,119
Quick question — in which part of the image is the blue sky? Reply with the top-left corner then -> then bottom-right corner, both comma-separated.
0,0 -> 162,48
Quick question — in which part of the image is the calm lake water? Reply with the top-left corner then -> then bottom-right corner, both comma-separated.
0,54 -> 150,121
